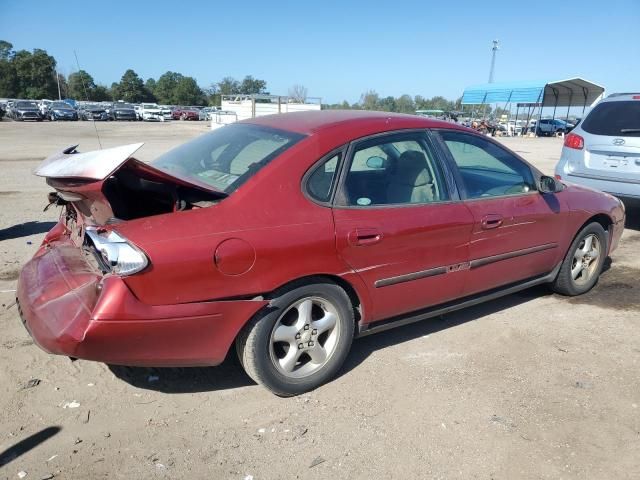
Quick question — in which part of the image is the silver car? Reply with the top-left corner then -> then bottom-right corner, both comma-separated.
555,93 -> 640,204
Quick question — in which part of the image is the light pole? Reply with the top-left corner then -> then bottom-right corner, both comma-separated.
488,39 -> 499,83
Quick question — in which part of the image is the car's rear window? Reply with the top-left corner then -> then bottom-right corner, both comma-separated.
581,101 -> 640,137
152,124 -> 305,194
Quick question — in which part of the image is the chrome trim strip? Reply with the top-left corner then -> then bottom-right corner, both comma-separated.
469,243 -> 558,269
374,266 -> 447,288
374,243 -> 558,288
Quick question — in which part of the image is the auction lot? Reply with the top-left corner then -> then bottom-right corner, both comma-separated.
1,121 -> 639,479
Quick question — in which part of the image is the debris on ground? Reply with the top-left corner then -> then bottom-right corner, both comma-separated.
62,401 -> 80,409
21,378 -> 41,390
309,456 -> 326,468
17,471 -> 27,479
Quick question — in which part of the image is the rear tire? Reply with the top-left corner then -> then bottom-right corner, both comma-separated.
550,222 -> 607,296
236,281 -> 354,396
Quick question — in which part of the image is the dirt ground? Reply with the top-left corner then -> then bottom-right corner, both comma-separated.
0,120 -> 638,480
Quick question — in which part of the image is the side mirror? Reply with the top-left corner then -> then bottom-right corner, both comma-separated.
366,156 -> 385,169
539,175 -> 562,194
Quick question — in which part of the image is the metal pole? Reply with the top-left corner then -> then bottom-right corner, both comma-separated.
537,89 -> 545,137
515,104 -> 519,135
488,40 -> 499,83
56,70 -> 61,100
551,87 -> 559,121
566,89 -> 573,122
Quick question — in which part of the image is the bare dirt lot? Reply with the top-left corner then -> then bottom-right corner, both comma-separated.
0,120 -> 638,480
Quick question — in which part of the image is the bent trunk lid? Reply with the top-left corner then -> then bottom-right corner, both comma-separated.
35,143 -> 226,227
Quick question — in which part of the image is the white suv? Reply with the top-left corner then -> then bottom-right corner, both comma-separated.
555,93 -> 640,205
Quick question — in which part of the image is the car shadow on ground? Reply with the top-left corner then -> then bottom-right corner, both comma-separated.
624,205 -> 640,231
107,354 -> 254,394
339,285 -> 554,379
0,221 -> 56,241
110,285 -> 556,394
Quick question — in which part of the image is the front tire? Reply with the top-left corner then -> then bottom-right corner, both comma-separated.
236,281 -> 354,396
551,222 -> 607,296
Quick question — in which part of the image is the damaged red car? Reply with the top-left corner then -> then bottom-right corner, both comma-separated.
17,111 -> 625,396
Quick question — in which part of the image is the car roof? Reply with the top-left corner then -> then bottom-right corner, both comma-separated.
602,93 -> 640,102
242,110 -> 466,136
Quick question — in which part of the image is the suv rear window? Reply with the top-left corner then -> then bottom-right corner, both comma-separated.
581,101 -> 640,137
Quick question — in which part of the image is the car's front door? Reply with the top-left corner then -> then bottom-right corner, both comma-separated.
434,130 -> 567,296
330,131 -> 474,323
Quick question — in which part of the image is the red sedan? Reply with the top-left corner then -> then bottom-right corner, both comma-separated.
17,111 -> 625,395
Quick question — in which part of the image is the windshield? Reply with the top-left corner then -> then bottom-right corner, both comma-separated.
152,124 -> 305,194
581,101 -> 640,137
116,104 -> 133,109
52,102 -> 71,109
16,101 -> 37,108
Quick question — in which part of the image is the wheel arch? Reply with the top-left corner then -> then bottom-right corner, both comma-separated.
265,274 -> 363,324
577,213 -> 613,249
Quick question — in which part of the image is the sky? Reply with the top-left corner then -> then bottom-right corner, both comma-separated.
1,0 -> 639,104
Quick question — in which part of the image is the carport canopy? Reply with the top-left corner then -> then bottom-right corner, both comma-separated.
461,78 -> 605,108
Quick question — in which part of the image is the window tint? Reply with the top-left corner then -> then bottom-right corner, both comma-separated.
307,154 -> 340,203
581,101 -> 640,137
344,135 -> 448,206
440,131 -> 535,199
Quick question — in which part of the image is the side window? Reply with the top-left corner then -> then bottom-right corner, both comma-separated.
307,153 -> 340,203
344,135 -> 448,206
439,131 -> 535,199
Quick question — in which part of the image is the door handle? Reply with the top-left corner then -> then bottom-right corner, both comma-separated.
480,214 -> 503,230
348,228 -> 382,246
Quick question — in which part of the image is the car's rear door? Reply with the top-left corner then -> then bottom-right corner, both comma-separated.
329,131 -> 474,323
434,129 -> 567,296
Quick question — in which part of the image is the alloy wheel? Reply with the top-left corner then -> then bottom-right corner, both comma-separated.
269,296 -> 341,379
571,234 -> 601,286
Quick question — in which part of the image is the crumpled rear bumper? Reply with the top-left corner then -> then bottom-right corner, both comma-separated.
16,235 -> 268,367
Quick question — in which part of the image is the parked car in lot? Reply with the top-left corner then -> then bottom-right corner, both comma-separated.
78,104 -> 110,121
555,93 -> 640,206
17,111 -> 625,396
10,100 -> 42,121
139,103 -> 166,121
48,101 -> 78,121
180,107 -> 200,120
110,103 -> 137,121
536,119 -> 574,136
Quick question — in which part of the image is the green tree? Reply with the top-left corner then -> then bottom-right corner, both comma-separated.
360,90 -> 380,110
12,48 -> 58,98
92,85 -> 112,101
217,76 -> 240,95
145,78 -> 157,96
0,40 -> 14,60
174,76 -> 204,105
239,75 -> 267,95
116,69 -> 148,103
110,82 -> 121,101
395,94 -> 415,114
55,73 -> 68,99
68,70 -> 96,99
154,71 -> 183,104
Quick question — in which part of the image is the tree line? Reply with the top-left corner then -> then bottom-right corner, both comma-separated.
0,40 -> 270,106
1,39 -> 464,113
323,90 -> 467,114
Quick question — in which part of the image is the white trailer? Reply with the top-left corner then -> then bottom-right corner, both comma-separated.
213,94 -> 321,130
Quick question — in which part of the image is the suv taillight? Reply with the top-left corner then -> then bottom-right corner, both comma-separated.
564,133 -> 584,150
